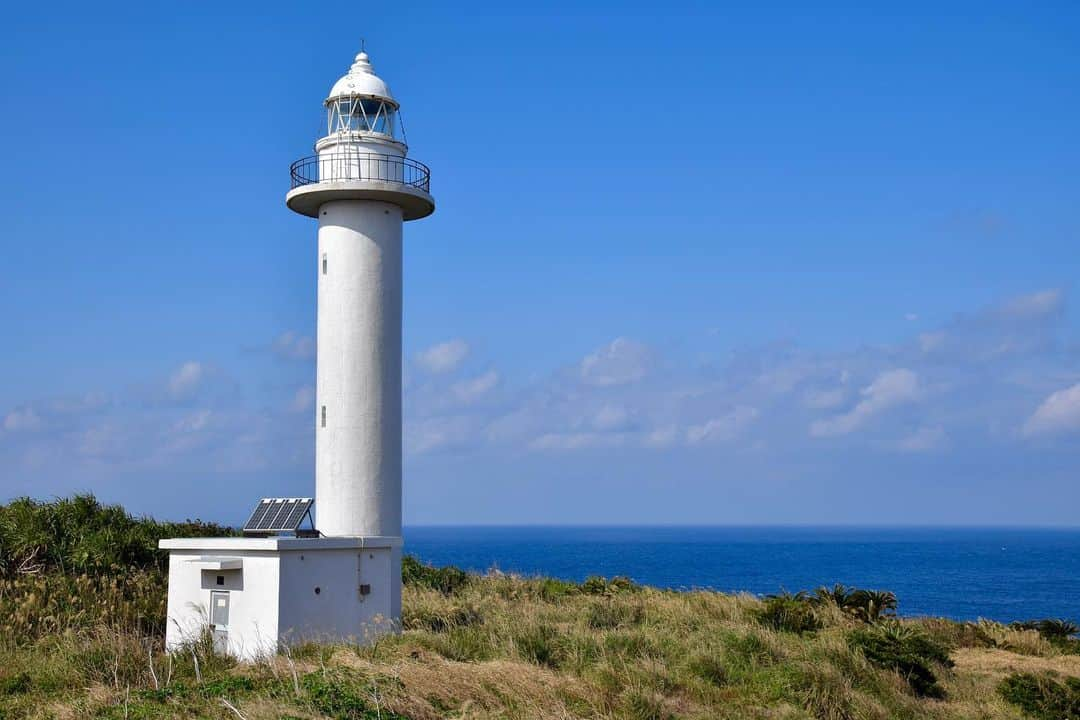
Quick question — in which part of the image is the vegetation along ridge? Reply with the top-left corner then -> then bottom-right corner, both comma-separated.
1,495 -> 1079,719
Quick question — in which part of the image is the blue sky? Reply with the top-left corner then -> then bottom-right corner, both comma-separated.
1,1 -> 1078,525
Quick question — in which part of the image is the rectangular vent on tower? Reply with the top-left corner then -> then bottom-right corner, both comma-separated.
321,406 -> 326,427
322,254 -> 327,274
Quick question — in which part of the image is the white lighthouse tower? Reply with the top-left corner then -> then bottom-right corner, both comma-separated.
159,49 -> 433,660
286,49 -> 433,538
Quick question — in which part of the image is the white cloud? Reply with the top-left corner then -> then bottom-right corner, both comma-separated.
174,409 -> 212,433
998,288 -> 1064,320
3,406 -> 43,432
272,332 -> 315,361
643,425 -> 679,448
290,386 -> 315,413
686,406 -> 759,445
451,371 -> 499,403
407,416 -> 475,454
1023,382 -> 1080,437
591,405 -> 633,432
918,288 -> 1065,361
416,339 -> 469,374
918,331 -> 946,354
898,425 -> 947,452
580,338 -> 653,387
803,386 -> 848,410
530,432 -> 628,451
810,369 -> 919,438
167,361 -> 204,398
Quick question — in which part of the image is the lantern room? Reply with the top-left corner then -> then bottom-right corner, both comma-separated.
319,52 -> 405,151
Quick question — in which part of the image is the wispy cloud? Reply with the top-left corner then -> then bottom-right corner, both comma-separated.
580,338 -> 653,386
272,332 -> 315,361
1023,382 -> 1080,437
686,407 -> 759,445
3,406 -> 43,432
416,339 -> 469,374
898,425 -> 947,453
451,371 -> 499,404
167,361 -> 204,399
290,385 -> 315,414
810,369 -> 919,438
2,288 -> 1077,522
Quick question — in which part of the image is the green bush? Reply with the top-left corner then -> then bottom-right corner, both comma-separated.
401,555 -> 469,595
814,584 -> 897,622
581,575 -> 640,595
848,621 -> 952,698
1009,619 -> 1080,639
535,577 -> 579,600
754,592 -> 822,634
998,672 -> 1080,719
0,494 -> 233,579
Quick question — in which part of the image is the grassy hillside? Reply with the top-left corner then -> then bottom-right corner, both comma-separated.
1,496 -> 1078,719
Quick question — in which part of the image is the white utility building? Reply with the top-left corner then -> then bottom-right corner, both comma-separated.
160,49 -> 434,661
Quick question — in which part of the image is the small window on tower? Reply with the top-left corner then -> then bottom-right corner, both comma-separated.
322,254 -> 327,275
321,406 -> 326,427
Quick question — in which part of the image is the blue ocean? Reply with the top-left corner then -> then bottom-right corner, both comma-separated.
404,526 -> 1080,623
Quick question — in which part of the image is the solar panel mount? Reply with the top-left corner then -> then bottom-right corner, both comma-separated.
242,497 -> 316,536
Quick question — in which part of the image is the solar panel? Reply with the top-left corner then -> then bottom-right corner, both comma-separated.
242,499 -> 274,531
242,497 -> 313,535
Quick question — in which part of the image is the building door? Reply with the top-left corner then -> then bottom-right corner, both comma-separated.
210,591 -> 230,654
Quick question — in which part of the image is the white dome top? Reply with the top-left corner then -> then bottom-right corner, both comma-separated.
326,52 -> 395,105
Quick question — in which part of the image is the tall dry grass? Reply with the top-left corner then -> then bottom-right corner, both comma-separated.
1,497 -> 1078,719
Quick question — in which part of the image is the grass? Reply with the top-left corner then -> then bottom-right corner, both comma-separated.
2,495 -> 1080,719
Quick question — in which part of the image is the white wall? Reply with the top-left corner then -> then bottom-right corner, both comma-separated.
316,200 -> 404,538
277,547 -> 398,645
163,551 -> 280,661
162,539 -> 401,660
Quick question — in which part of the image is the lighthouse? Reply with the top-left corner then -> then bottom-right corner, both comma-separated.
159,49 -> 433,660
287,49 -> 433,538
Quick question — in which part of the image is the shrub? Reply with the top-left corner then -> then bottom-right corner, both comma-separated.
0,494 -> 232,579
401,555 -> 469,595
536,577 -> 579,601
998,672 -> 1080,719
848,621 -> 952,698
581,575 -> 640,596
814,584 -> 897,622
754,592 -> 822,634
1010,619 -> 1080,639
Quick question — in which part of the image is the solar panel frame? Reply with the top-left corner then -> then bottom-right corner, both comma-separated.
243,499 -> 274,532
281,501 -> 311,529
258,499 -> 289,530
243,497 -> 314,534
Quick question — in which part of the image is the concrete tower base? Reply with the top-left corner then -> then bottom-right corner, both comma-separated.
159,537 -> 401,661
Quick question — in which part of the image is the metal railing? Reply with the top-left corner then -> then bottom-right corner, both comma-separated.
289,153 -> 430,192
